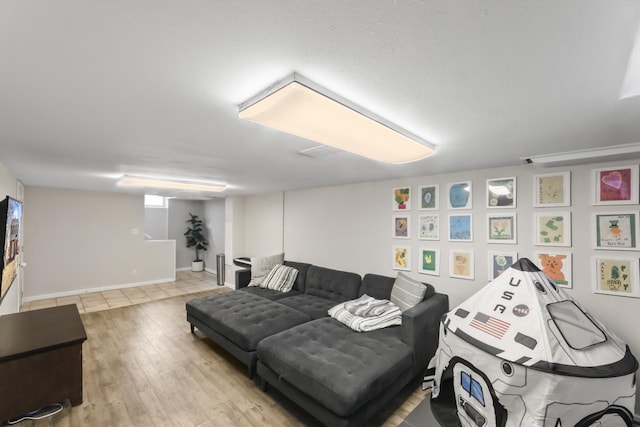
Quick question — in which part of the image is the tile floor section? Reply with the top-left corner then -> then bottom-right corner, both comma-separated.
20,270 -> 223,313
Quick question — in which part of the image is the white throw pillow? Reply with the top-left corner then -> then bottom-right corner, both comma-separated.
248,253 -> 284,287
390,272 -> 427,311
262,264 -> 298,292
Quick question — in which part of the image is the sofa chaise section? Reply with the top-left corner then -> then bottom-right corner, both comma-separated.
187,261 -> 360,378
186,291 -> 310,377
255,273 -> 449,427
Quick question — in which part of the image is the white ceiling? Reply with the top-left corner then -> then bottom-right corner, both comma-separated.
1,1 -> 640,198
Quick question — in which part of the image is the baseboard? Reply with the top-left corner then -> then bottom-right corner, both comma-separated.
176,267 -> 192,272
23,277 -> 177,302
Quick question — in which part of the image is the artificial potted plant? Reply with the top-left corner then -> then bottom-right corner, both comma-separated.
184,213 -> 208,272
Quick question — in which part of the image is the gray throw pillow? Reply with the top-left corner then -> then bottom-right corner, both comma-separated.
390,272 -> 427,311
248,253 -> 284,287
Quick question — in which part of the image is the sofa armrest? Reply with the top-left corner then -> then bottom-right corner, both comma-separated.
235,268 -> 251,289
400,293 -> 449,376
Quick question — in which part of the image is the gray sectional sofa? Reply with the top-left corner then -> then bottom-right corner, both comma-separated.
185,261 -> 449,427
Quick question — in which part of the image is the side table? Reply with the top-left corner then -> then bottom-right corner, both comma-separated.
0,304 -> 87,422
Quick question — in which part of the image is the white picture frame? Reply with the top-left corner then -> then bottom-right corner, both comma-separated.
419,184 -> 439,210
392,186 -> 412,211
593,211 -> 639,251
448,214 -> 473,242
535,251 -> 573,289
418,214 -> 439,240
447,181 -> 472,210
449,250 -> 475,280
486,176 -> 516,208
534,171 -> 571,207
534,212 -> 571,247
392,246 -> 411,271
487,213 -> 517,244
487,251 -> 518,281
392,215 -> 411,239
593,256 -> 640,298
418,247 -> 440,276
593,165 -> 639,206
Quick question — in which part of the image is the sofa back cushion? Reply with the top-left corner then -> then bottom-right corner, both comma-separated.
359,274 -> 396,300
284,261 -> 312,292
304,265 -> 361,302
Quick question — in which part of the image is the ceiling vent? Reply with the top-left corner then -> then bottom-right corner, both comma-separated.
298,145 -> 340,158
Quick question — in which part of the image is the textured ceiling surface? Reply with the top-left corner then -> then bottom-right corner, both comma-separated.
1,1 -> 640,198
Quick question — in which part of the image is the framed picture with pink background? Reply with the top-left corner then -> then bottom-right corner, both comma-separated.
593,165 -> 639,205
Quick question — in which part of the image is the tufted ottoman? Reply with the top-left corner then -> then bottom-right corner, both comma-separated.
256,317 -> 414,424
186,292 -> 311,377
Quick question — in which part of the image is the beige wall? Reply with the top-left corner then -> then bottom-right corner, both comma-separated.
240,160 -> 640,412
222,193 -> 283,288
244,191 -> 284,256
204,198 -> 225,273
224,196 -> 245,287
0,162 -> 19,314
23,187 -> 175,300
168,199 -> 205,269
144,206 -> 168,240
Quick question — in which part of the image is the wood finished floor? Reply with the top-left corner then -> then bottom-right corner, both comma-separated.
11,288 -> 428,427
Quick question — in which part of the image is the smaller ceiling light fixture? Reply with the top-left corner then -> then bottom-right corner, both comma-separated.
118,176 -> 226,192
523,143 -> 640,167
238,73 -> 435,164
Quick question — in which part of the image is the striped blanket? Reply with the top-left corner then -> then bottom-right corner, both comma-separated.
328,294 -> 402,332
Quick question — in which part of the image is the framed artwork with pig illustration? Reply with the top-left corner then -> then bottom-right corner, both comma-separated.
535,251 -> 572,288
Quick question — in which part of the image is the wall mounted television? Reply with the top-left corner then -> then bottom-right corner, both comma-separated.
0,196 -> 22,303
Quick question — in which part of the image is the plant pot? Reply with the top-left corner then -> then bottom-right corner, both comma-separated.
192,260 -> 204,272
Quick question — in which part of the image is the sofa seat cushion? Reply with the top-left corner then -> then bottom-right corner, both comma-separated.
256,317 -> 413,417
239,287 -> 302,301
186,292 -> 310,351
277,294 -> 337,319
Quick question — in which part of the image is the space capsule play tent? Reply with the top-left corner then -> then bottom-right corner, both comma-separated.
428,258 -> 638,427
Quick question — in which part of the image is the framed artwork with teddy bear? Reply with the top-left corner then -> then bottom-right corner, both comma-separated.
536,251 -> 572,288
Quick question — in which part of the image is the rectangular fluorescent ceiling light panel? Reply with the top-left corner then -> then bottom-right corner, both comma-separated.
523,143 -> 640,166
238,73 -> 435,164
620,24 -> 640,100
118,176 -> 225,192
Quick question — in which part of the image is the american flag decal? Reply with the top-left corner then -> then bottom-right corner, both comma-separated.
470,312 -> 510,339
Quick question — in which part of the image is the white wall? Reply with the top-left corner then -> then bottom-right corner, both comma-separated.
276,160 -> 640,411
244,191 -> 284,256
221,193 -> 284,288
144,206 -> 168,240
23,187 -> 175,300
224,197 -> 245,287
204,198 -> 225,272
167,199 -> 206,269
0,162 -> 19,314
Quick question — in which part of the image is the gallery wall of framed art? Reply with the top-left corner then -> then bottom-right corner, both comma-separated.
380,159 -> 640,306
280,158 -> 640,383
